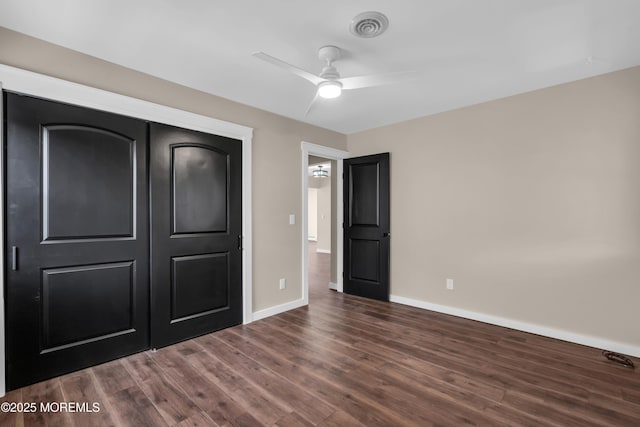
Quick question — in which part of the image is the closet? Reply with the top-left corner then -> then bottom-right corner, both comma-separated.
4,92 -> 242,390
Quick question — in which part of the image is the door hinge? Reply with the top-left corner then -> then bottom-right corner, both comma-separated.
238,235 -> 243,250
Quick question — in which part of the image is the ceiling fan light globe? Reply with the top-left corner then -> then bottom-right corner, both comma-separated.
318,81 -> 342,99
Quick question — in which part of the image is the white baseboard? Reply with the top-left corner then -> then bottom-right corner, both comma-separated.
252,298 -> 307,322
316,249 -> 331,254
390,295 -> 640,358
329,282 -> 337,290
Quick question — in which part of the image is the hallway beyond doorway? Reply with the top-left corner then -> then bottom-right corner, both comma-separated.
308,241 -> 332,300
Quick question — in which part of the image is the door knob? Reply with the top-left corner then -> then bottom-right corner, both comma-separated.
383,232 -> 391,237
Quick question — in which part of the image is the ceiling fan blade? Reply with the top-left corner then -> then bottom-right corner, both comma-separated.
304,91 -> 320,117
339,70 -> 423,90
252,52 -> 323,86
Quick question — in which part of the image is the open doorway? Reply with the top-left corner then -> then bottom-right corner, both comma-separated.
301,142 -> 348,306
308,156 -> 334,300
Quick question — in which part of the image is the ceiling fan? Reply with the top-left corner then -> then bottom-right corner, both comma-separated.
252,45 -> 419,115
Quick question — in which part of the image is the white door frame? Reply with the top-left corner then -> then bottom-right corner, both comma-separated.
301,142 -> 348,305
0,64 -> 254,396
0,80 -> 5,396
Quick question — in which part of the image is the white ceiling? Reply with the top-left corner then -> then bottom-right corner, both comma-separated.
1,0 -> 639,134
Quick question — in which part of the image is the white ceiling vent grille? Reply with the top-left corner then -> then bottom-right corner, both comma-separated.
350,11 -> 389,38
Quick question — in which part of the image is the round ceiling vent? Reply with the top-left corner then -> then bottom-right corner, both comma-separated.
350,11 -> 389,38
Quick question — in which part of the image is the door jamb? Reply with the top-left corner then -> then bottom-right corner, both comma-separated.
301,142 -> 348,305
0,64 -> 254,396
0,80 -> 5,396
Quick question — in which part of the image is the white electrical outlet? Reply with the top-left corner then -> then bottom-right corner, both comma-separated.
446,278 -> 454,290
289,214 -> 296,225
279,278 -> 286,290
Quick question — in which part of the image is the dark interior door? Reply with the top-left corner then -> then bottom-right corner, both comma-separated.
5,93 -> 149,390
343,153 -> 390,301
150,123 -> 242,348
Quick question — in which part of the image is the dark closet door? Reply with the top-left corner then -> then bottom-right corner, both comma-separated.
150,123 -> 242,348
5,93 -> 149,390
343,153 -> 390,301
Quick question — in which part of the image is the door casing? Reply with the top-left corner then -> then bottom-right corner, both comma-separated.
0,64 -> 253,397
301,142 -> 349,304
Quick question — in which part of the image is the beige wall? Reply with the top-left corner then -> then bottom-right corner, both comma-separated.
308,175 -> 331,250
348,66 -> 640,349
0,28 -> 347,312
316,177 -> 332,253
307,188 -> 318,240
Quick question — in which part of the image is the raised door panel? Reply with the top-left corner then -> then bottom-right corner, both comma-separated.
172,145 -> 228,235
43,125 -> 135,240
348,239 -> 380,283
349,162 -> 380,227
171,253 -> 230,322
41,261 -> 135,351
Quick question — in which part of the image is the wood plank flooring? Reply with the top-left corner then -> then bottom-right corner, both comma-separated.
1,243 -> 639,426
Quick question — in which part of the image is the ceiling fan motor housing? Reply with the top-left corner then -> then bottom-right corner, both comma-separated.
320,65 -> 340,80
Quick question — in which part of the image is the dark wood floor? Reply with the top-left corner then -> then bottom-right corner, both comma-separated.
1,243 -> 639,426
